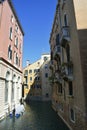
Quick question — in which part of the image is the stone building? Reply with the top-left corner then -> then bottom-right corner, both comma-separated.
0,0 -> 24,120
49,0 -> 87,130
23,54 -> 52,101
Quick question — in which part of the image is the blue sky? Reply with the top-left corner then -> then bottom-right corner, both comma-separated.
12,0 -> 57,67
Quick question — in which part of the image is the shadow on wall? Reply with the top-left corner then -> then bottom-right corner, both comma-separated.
22,60 -> 51,102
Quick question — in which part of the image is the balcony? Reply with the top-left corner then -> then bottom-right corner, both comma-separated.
61,0 -> 66,9
60,26 -> 70,47
61,62 -> 73,81
54,73 -> 62,84
53,45 -> 61,60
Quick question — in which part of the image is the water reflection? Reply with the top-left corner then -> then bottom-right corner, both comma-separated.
0,101 -> 69,130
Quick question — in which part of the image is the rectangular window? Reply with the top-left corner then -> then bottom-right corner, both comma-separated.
24,70 -> 28,76
30,77 -> 32,81
45,64 -> 48,69
15,37 -> 18,48
44,57 -> 48,62
34,69 -> 36,73
8,45 -> 12,60
5,81 -> 8,103
37,69 -> 40,72
11,82 -> 15,101
11,15 -> 14,23
16,53 -> 18,65
45,73 -> 48,78
9,27 -> 12,40
58,84 -> 62,94
29,70 -> 32,73
25,77 -> 28,84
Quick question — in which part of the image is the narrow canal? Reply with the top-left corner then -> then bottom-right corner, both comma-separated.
0,101 -> 69,130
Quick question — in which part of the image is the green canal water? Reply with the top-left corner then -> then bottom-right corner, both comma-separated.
0,101 -> 69,130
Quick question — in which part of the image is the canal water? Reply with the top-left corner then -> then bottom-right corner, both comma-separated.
0,101 -> 69,130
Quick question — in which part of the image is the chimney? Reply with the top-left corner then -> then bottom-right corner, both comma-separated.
26,60 -> 29,66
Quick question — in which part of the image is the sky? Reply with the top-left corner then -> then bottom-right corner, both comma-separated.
12,0 -> 57,67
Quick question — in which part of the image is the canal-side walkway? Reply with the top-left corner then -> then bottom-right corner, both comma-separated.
0,101 -> 69,130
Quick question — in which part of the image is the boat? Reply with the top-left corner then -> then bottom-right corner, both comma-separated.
9,104 -> 25,118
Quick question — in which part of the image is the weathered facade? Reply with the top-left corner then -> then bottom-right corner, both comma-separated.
49,0 -> 87,130
0,0 -> 24,120
23,54 -> 52,101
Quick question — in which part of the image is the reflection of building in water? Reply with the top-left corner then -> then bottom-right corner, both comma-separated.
0,0 -> 24,120
23,53 -> 52,101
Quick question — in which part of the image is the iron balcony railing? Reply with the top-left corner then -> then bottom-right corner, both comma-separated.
53,45 -> 61,58
60,26 -> 70,47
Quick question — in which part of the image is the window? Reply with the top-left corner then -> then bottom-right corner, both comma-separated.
30,77 -> 32,81
16,53 -> 18,65
29,70 -> 32,73
11,15 -> 14,23
37,62 -> 40,65
69,82 -> 73,96
58,84 -> 62,94
37,69 -> 40,72
35,76 -> 40,81
46,93 -> 49,98
25,77 -> 28,84
9,27 -> 12,40
11,82 -> 15,101
5,80 -> 8,103
14,51 -> 16,64
45,64 -> 48,69
44,56 -> 48,62
19,58 -> 20,67
8,45 -> 12,60
15,25 -> 19,33
15,37 -> 18,48
24,70 -> 28,76
70,108 -> 75,122
34,69 -> 36,73
45,73 -> 48,78
64,14 -> 68,26
38,77 -> 40,80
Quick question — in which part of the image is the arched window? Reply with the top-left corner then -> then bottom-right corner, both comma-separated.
12,74 -> 16,101
5,71 -> 10,103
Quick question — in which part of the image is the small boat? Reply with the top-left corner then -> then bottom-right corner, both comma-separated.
9,104 -> 25,118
